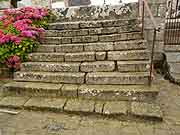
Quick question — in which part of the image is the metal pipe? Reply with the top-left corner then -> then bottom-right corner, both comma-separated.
149,29 -> 157,86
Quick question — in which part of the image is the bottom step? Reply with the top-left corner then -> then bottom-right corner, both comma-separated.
0,96 -> 163,121
3,82 -> 160,102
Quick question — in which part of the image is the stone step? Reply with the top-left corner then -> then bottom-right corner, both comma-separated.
0,96 -> 163,121
21,62 -> 81,72
45,25 -> 140,37
86,72 -> 150,85
29,51 -> 149,62
117,61 -> 150,72
3,82 -> 159,102
42,32 -> 142,44
36,40 -> 147,53
52,3 -> 139,22
164,45 -> 180,52
21,61 -> 149,73
14,72 -> 85,84
14,71 -> 149,85
48,19 -> 140,30
107,50 -> 149,61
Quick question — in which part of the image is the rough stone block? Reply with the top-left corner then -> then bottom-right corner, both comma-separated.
86,72 -> 149,85
61,29 -> 89,37
21,62 -> 81,72
45,30 -> 60,37
65,52 -> 95,62
78,84 -> 159,101
99,33 -> 142,42
61,37 -> 72,44
131,102 -> 163,119
95,52 -> 106,60
80,61 -> 115,72
49,22 -> 79,30
64,99 -> 95,112
42,37 -> 61,44
14,72 -> 85,84
61,84 -> 79,98
28,53 -> 65,62
3,82 -> 63,97
117,61 -> 150,72
89,27 -> 117,35
55,44 -> 84,53
108,50 -> 149,61
80,21 -> 102,28
103,101 -> 128,115
35,45 -> 55,53
0,96 -> 29,108
84,42 -> 114,52
24,97 -> 66,111
114,40 -> 146,51
72,36 -> 98,43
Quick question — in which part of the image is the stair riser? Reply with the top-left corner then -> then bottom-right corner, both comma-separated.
21,63 -> 81,72
29,51 -> 149,62
49,18 -> 140,30
41,33 -> 142,44
45,26 -> 141,37
117,62 -> 150,72
86,75 -> 149,85
36,41 -> 146,53
21,62 -> 149,73
14,72 -> 149,85
3,87 -> 158,102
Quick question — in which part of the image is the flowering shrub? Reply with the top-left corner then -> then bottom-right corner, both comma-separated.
0,7 -> 50,71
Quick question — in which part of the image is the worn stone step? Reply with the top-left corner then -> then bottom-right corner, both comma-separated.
80,61 -> 115,72
36,40 -> 147,53
28,53 -> 65,62
52,3 -> 139,22
0,96 -> 163,121
86,72 -> 149,85
21,62 -> 81,72
117,61 -> 150,72
48,19 -> 140,30
14,71 -> 85,84
45,26 -> 140,37
2,82 -> 159,102
42,32 -> 142,44
108,50 -> 149,61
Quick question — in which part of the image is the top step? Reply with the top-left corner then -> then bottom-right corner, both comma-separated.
52,3 -> 139,22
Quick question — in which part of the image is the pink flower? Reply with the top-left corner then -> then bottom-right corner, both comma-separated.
10,36 -> 22,45
21,30 -> 37,38
14,20 -> 29,31
6,55 -> 21,70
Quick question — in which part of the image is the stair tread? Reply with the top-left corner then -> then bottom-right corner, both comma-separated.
4,81 -> 159,93
0,96 -> 163,120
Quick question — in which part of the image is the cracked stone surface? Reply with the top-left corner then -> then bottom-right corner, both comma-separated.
0,77 -> 180,135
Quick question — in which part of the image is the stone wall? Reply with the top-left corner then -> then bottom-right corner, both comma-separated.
143,0 -> 167,61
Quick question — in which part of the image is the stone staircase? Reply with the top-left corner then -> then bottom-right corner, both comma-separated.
0,5 -> 163,121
